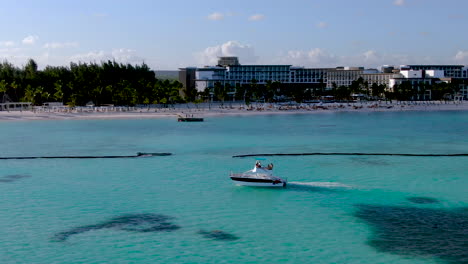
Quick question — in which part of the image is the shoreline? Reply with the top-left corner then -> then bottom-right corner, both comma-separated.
0,101 -> 466,121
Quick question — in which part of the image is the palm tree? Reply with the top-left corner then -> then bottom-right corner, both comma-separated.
0,80 -> 7,102
53,82 -> 64,103
10,81 -> 21,102
271,81 -> 282,100
224,83 -> 233,103
214,82 -> 227,104
264,81 -> 276,102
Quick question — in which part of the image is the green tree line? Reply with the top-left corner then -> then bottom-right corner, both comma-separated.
0,59 -> 184,106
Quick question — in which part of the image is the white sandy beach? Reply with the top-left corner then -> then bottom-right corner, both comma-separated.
0,101 -> 466,121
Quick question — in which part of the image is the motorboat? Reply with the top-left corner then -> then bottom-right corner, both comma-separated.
229,161 -> 287,187
177,114 -> 203,122
178,117 -> 204,122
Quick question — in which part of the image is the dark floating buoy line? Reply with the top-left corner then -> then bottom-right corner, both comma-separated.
232,153 -> 468,158
0,152 -> 172,160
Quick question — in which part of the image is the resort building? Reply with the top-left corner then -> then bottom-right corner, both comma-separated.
326,66 -> 397,90
194,66 -> 227,92
224,64 -> 291,86
388,70 -> 445,99
289,67 -> 330,86
178,57 -> 468,100
402,65 -> 465,78
0,93 -> 32,111
387,69 -> 468,99
381,65 -> 396,73
326,67 -> 378,88
190,57 -> 331,93
360,72 -> 394,89
0,102 -> 32,111
217,56 -> 240,67
178,67 -> 197,97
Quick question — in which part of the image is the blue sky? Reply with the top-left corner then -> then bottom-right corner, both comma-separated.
0,0 -> 467,69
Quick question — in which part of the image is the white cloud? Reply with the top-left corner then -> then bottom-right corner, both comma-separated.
343,50 -> 445,68
43,42 -> 79,49
196,41 -> 258,65
249,14 -> 265,21
345,50 -> 406,67
0,48 -> 52,69
455,51 -> 468,63
0,41 -> 15,47
70,51 -> 109,62
0,47 -> 22,55
0,54 -> 30,66
273,48 -> 441,68
111,48 -> 144,63
207,12 -> 224,21
317,22 -> 328,28
70,49 -> 144,64
363,50 -> 380,61
22,35 -> 39,45
278,48 -> 337,67
393,0 -> 405,6
0,47 -> 148,69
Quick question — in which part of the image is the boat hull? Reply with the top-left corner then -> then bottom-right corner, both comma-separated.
178,117 -> 204,122
230,177 -> 286,187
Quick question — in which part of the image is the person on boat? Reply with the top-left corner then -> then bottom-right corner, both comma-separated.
267,163 -> 274,170
255,161 -> 262,168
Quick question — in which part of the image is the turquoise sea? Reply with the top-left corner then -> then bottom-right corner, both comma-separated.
0,111 -> 467,264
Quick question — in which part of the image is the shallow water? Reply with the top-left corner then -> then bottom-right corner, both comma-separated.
0,111 -> 467,263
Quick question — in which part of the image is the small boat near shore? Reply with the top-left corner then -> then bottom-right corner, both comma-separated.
230,161 -> 287,187
177,114 -> 204,122
178,117 -> 204,122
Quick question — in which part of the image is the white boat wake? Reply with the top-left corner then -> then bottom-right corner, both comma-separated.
288,182 -> 354,189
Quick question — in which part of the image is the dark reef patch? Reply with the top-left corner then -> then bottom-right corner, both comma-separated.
354,204 -> 468,264
0,174 -> 31,183
197,229 -> 239,241
52,213 -> 180,242
406,197 -> 440,204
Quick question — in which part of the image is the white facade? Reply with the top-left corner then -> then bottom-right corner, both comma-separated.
401,70 -> 422,78
404,65 -> 464,78
388,71 -> 434,94
326,69 -> 364,88
425,70 -> 444,78
360,73 -> 394,89
399,70 -> 444,79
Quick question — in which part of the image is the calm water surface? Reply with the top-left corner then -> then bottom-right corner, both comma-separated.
0,111 -> 467,264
